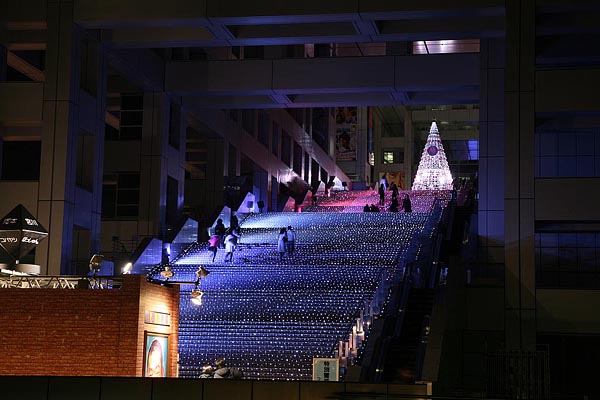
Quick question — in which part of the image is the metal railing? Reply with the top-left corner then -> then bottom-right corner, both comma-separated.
0,274 -> 123,290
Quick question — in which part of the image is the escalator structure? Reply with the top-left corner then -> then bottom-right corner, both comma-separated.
382,287 -> 435,383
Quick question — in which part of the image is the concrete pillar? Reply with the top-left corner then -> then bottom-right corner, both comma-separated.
37,2 -> 80,274
36,3 -> 107,274
355,107 -> 369,186
504,0 -> 536,351
404,109 -> 413,189
139,93 -> 186,239
478,37 -> 506,288
0,44 -> 6,81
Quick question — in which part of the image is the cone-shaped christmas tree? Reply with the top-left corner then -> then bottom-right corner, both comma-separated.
412,121 -> 453,190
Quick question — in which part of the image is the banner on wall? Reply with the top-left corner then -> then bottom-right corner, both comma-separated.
380,171 -> 405,190
335,107 -> 357,161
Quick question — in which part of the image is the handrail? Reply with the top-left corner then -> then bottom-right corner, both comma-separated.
0,274 -> 123,289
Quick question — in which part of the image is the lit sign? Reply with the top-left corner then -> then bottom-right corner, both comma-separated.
312,358 -> 339,381
145,311 -> 171,326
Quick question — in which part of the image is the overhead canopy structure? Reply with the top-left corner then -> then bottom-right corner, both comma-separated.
0,205 -> 48,262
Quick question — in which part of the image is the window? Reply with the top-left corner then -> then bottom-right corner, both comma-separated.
243,46 -> 264,59
1,141 -> 41,180
281,130 -> 291,167
536,231 -> 600,288
382,148 -> 403,164
271,122 -> 279,156
383,151 -> 395,164
102,173 -> 140,218
293,141 -> 302,175
258,111 -> 269,147
304,152 -> 310,181
535,130 -> 600,177
168,103 -> 181,149
242,110 -> 255,136
80,38 -> 98,95
116,94 -> 143,140
76,133 -> 95,191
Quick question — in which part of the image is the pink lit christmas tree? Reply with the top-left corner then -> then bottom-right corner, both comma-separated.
412,121 -> 453,190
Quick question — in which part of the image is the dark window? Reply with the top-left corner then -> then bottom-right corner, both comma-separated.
293,141 -> 302,175
320,167 -> 328,184
114,94 -> 143,141
169,103 -> 181,149
243,46 -> 264,59
102,173 -> 140,218
101,183 -> 117,218
311,108 -> 328,152
281,130 -> 291,167
80,38 -> 98,96
536,231 -> 600,288
166,176 -> 179,226
271,122 -> 280,156
105,123 -> 119,140
1,141 -> 41,180
258,111 -> 269,147
304,152 -> 310,182
76,133 -> 95,191
535,130 -> 600,177
311,159 -> 320,187
242,110 -> 255,136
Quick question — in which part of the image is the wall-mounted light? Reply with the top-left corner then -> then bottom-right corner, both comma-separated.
195,266 -> 210,280
122,262 -> 133,274
191,285 -> 203,306
160,265 -> 174,280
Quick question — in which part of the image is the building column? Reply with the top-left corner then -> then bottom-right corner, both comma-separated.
0,44 -> 7,81
355,107 -> 369,187
478,38 -> 506,285
137,92 -> 185,240
37,2 -> 81,275
504,0 -> 536,351
404,108 -> 414,189
37,4 -> 107,275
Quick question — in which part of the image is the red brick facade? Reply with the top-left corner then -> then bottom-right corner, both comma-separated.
0,275 -> 179,377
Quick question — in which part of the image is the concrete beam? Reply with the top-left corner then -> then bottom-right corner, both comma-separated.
0,29 -> 46,51
102,26 -> 222,49
73,0 -> 504,48
74,0 -> 208,28
167,54 -> 479,96
182,89 -> 479,109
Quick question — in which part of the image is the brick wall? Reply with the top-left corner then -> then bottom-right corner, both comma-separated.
0,275 -> 179,377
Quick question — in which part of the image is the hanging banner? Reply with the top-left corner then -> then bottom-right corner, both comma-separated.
335,107 -> 357,161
